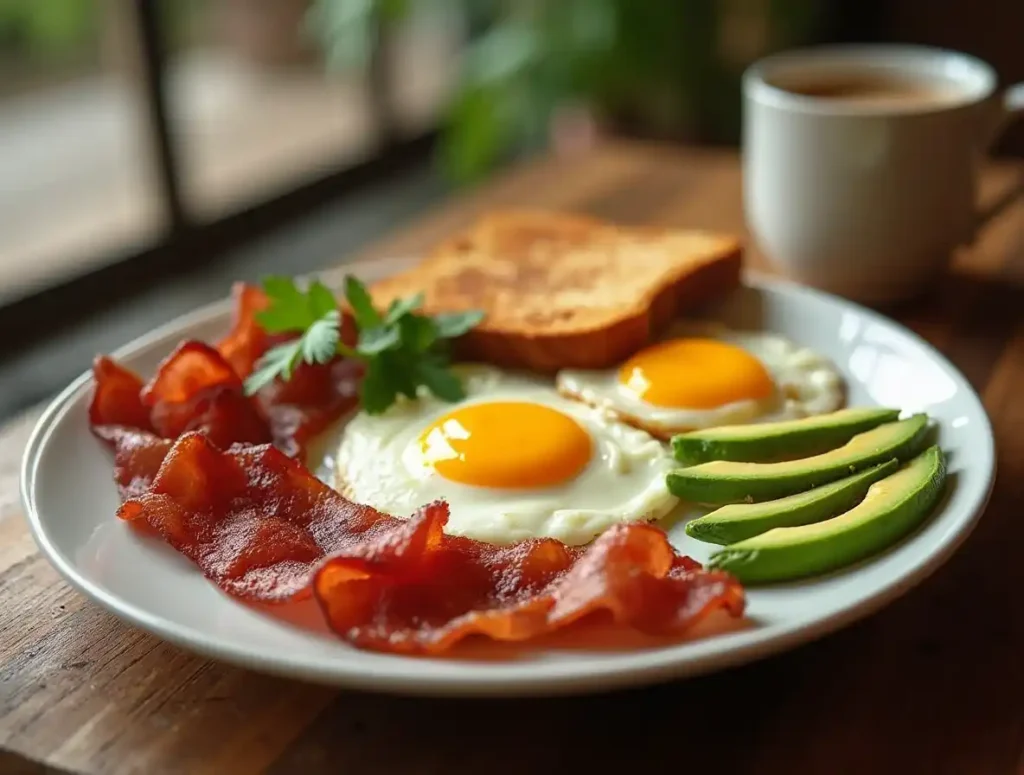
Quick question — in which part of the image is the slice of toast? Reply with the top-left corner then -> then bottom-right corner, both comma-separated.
370,210 -> 743,372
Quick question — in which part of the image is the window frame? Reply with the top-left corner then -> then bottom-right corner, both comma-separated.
0,0 -> 438,354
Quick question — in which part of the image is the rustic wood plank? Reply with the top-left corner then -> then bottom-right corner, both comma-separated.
352,140 -> 668,263
0,411 -> 37,520
0,749 -> 75,775
1,142 -> 1021,775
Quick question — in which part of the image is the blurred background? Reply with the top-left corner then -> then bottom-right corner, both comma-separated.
0,0 -> 1021,422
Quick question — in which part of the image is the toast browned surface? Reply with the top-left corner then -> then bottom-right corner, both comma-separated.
370,210 -> 743,372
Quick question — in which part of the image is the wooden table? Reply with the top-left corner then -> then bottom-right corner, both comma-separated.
2,142 -> 1022,775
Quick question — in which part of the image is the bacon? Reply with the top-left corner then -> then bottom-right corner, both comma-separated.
88,358 -> 168,498
117,432 -> 387,601
140,341 -> 272,449
89,356 -> 154,437
216,282 -> 273,377
93,426 -> 174,500
89,283 -> 361,487
118,433 -> 745,653
256,358 -> 362,457
89,346 -> 269,501
214,281 -> 362,456
314,504 -> 745,655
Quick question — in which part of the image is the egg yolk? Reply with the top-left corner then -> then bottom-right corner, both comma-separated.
618,338 -> 774,408
417,401 -> 592,489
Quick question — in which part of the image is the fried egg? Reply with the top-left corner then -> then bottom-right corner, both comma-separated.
556,323 -> 844,437
334,366 -> 678,546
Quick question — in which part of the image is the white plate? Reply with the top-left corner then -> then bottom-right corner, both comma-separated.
21,260 -> 995,697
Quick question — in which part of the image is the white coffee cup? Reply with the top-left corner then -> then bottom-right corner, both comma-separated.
743,44 -> 1023,303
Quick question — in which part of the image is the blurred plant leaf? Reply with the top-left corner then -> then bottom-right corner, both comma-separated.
439,85 -> 507,182
0,0 -> 94,56
379,0 -> 412,21
461,21 -> 538,87
308,0 -> 826,181
305,0 -> 377,71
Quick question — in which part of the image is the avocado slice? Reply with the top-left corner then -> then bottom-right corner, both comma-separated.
707,446 -> 946,583
685,458 -> 900,545
672,407 -> 901,464
666,414 -> 928,504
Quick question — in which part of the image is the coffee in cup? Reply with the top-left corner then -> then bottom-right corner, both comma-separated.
743,44 -> 1024,303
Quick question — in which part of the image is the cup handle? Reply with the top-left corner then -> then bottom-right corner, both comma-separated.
985,82 -> 1024,145
974,83 -> 1024,235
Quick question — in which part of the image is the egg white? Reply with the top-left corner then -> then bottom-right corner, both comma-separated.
556,322 -> 845,438
334,365 -> 679,546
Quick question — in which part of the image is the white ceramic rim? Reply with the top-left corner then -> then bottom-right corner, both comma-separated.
20,270 -> 996,697
743,43 -> 997,116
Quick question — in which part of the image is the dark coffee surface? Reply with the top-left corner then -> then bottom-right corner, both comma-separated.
774,71 -> 963,107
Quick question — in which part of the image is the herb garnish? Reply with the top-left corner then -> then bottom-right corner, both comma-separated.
243,275 -> 484,414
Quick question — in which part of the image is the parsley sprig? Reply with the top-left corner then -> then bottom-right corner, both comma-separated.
243,275 -> 484,415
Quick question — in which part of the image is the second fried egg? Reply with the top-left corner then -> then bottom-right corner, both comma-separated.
556,323 -> 844,438
334,366 -> 679,546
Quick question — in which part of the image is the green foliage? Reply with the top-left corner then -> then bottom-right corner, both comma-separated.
309,0 -> 826,182
245,274 -> 485,414
0,0 -> 96,58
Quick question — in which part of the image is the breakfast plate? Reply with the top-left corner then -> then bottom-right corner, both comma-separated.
21,257 -> 994,697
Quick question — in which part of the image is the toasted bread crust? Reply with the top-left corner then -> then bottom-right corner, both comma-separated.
370,210 -> 742,372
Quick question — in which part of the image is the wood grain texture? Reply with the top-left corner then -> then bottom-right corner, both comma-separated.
1,141 -> 1021,775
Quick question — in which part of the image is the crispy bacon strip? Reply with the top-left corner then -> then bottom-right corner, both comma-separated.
91,426 -> 172,501
315,504 -> 744,654
88,283 -> 361,491
216,282 -> 274,377
118,433 -> 745,652
256,358 -> 363,457
141,341 -> 272,449
89,356 -> 154,436
88,359 -> 166,498
206,281 -> 361,452
117,432 -> 396,600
